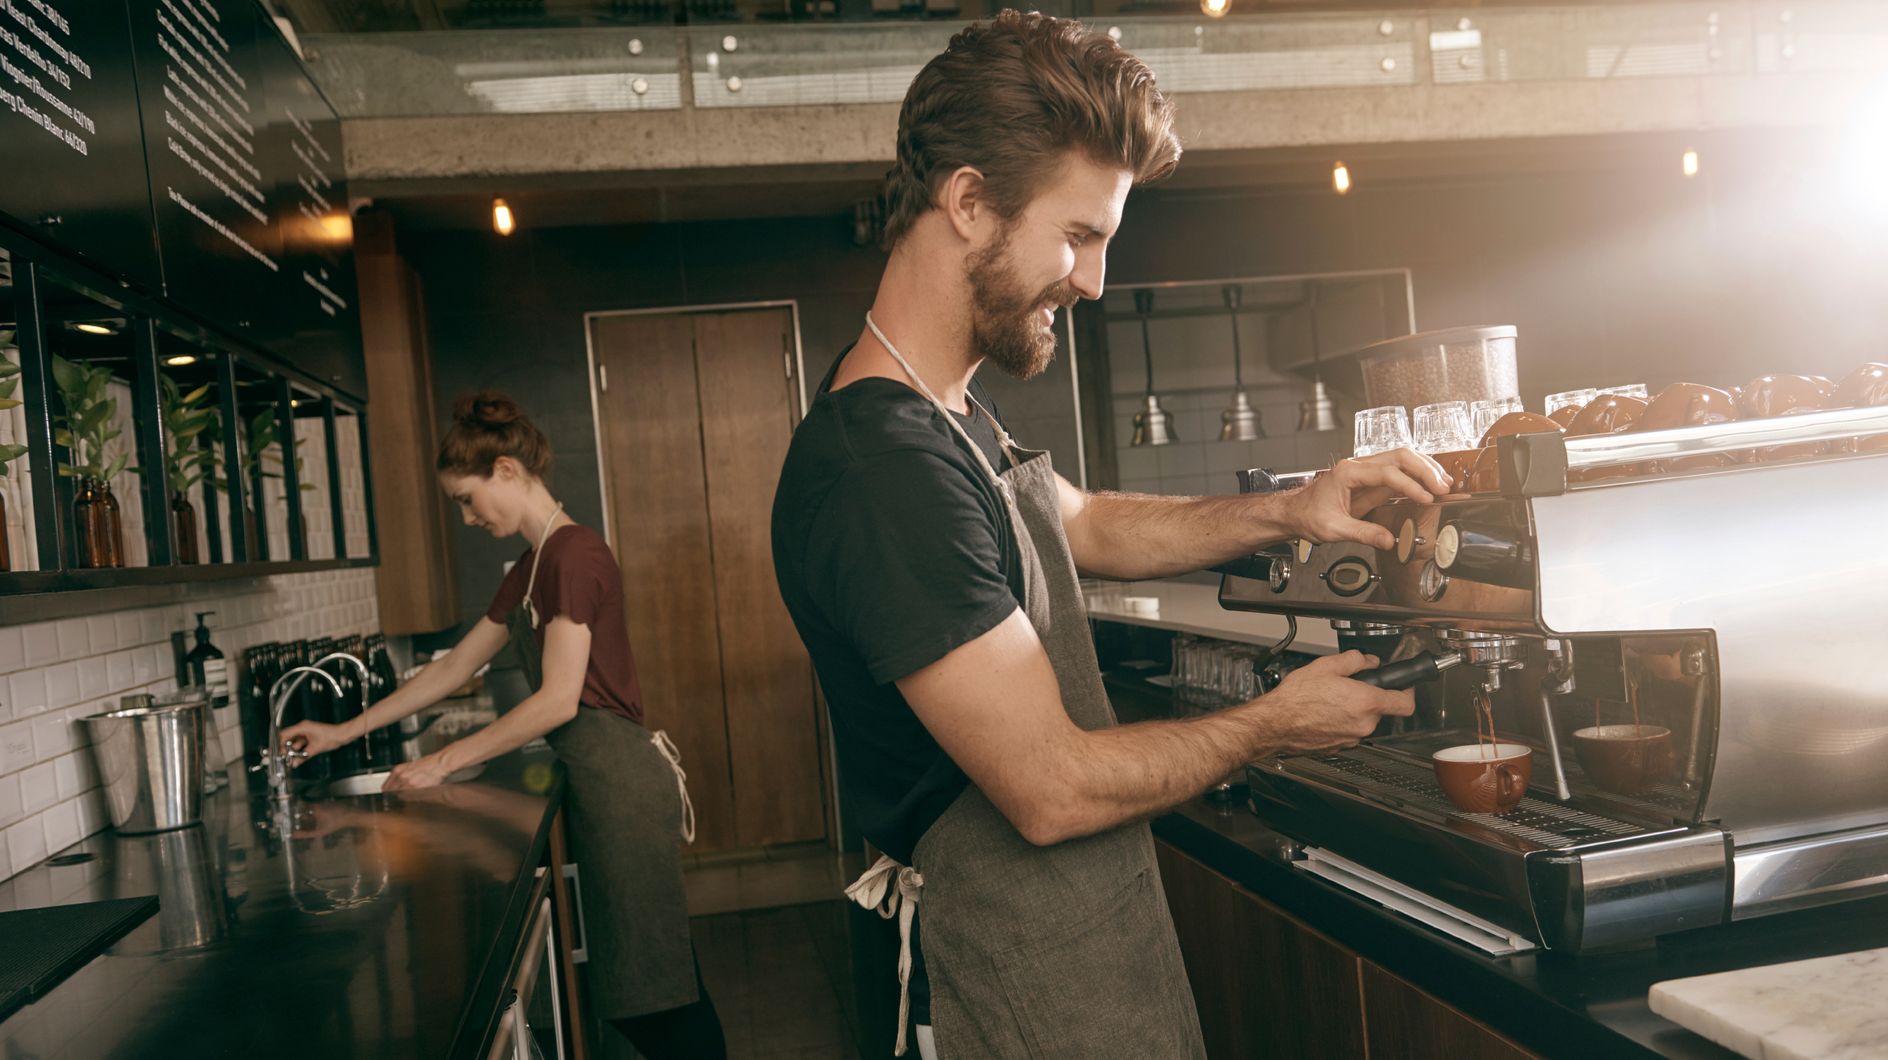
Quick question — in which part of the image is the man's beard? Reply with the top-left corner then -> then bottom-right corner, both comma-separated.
966,227 -> 1074,381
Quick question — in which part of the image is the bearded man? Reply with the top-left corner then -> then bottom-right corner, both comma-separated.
770,12 -> 1449,1059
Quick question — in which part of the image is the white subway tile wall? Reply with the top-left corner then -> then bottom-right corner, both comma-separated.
295,415 -> 337,561
0,569 -> 379,882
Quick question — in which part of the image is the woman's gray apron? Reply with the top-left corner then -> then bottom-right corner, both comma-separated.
507,509 -> 700,1020
848,315 -> 1205,1059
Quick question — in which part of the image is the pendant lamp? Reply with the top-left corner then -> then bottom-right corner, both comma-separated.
1296,286 -> 1341,433
1130,289 -> 1175,447
1218,285 -> 1264,441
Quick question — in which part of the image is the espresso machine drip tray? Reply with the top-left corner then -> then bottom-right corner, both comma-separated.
1286,751 -> 1646,850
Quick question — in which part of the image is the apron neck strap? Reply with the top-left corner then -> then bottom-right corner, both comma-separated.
865,312 -> 1018,504
522,502 -> 566,630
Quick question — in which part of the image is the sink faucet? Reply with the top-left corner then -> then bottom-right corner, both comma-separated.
260,665 -> 345,803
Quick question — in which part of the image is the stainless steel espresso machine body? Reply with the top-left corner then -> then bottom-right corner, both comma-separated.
1221,406 -> 1888,952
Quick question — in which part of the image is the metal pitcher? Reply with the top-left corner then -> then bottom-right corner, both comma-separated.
81,695 -> 207,834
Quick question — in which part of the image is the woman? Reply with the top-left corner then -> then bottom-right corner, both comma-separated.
281,391 -> 726,1060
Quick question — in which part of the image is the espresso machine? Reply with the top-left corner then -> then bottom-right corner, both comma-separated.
1220,406 -> 1888,952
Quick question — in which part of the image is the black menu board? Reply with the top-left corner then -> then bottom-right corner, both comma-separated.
0,0 -> 160,289
260,31 -> 363,397
128,0 -> 282,340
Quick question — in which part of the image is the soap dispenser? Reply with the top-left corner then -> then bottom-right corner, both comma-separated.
186,611 -> 229,709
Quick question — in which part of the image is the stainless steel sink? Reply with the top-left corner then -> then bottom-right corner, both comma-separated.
300,764 -> 484,799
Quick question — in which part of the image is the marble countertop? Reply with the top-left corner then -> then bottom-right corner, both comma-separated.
0,697 -> 563,1059
1086,578 -> 1340,653
1651,949 -> 1888,1060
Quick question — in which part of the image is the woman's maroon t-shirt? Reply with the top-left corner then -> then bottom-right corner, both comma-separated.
486,523 -> 645,724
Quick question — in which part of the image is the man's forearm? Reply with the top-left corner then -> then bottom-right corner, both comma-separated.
1073,488 -> 1302,580
1028,702 -> 1277,844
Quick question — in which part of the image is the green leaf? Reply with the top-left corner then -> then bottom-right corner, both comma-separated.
57,464 -> 79,478
180,383 -> 211,408
104,453 -> 127,481
0,398 -> 18,411
49,356 -> 81,397
172,420 -> 209,440
53,429 -> 74,448
0,442 -> 27,462
0,361 -> 20,379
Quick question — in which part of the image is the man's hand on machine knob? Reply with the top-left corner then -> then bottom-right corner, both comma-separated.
1254,650 -> 1416,754
1293,449 -> 1451,552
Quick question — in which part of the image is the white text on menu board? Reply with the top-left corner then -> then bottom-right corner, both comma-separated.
0,0 -> 95,156
287,104 -> 348,318
156,0 -> 278,272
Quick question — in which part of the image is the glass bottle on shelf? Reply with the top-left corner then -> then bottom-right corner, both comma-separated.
172,491 -> 200,564
72,478 -> 100,568
98,478 -> 123,568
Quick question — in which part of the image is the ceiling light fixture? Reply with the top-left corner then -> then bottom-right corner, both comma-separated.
1332,161 -> 1352,195
73,322 -> 116,336
1201,0 -> 1230,17
163,353 -> 199,367
1296,286 -> 1340,433
1682,148 -> 1700,178
492,197 -> 516,236
1219,285 -> 1264,442
1130,289 -> 1175,447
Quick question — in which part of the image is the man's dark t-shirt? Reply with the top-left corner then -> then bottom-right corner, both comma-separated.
772,354 -> 1025,1025
772,357 -> 1023,867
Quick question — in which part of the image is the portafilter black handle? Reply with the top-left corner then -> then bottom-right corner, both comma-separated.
1352,651 -> 1463,690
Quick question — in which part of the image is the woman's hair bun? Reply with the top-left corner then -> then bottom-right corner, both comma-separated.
454,390 -> 521,430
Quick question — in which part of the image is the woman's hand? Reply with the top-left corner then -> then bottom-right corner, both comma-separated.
278,720 -> 354,768
383,754 -> 456,792
1293,449 -> 1451,551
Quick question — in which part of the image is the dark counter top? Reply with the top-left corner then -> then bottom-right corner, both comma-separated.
0,732 -> 564,1059
1110,674 -> 1888,1060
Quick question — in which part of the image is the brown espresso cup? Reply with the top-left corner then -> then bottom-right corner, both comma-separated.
1571,725 -> 1677,796
1432,743 -> 1533,814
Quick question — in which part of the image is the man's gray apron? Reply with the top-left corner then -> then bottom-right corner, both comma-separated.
508,507 -> 700,1020
846,315 -> 1206,1059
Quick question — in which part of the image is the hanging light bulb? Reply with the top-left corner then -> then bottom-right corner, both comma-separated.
163,353 -> 199,367
492,197 -> 516,236
1332,161 -> 1352,195
1681,148 -> 1699,178
1130,289 -> 1175,447
1201,0 -> 1230,17
1296,286 -> 1341,433
1219,285 -> 1264,442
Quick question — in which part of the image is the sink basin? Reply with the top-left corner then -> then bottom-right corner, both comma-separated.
301,764 -> 484,799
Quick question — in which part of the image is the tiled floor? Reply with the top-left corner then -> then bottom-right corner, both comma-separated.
693,900 -> 863,1060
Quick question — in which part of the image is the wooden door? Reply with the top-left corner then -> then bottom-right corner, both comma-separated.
1360,962 -> 1537,1060
693,309 -> 824,848
589,307 -> 824,853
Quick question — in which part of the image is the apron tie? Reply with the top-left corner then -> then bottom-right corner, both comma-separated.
650,730 -> 696,844
846,854 -> 925,1057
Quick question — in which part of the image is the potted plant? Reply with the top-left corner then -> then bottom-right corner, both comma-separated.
154,374 -> 217,564
51,356 -> 129,568
0,331 -> 27,571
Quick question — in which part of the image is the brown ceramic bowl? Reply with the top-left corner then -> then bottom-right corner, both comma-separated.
1630,383 -> 1740,473
1832,362 -> 1888,408
1475,411 -> 1564,451
1565,395 -> 1649,437
1572,725 -> 1676,796
1547,404 -> 1582,428
1432,743 -> 1533,814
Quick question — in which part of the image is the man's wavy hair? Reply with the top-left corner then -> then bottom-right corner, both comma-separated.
881,10 -> 1181,250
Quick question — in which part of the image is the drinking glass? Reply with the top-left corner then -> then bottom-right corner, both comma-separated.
1469,396 -> 1524,440
1353,406 -> 1412,458
1412,401 -> 1475,454
1545,388 -> 1599,416
1598,383 -> 1649,399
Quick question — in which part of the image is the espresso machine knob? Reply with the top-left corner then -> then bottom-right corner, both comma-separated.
1434,523 -> 1531,588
